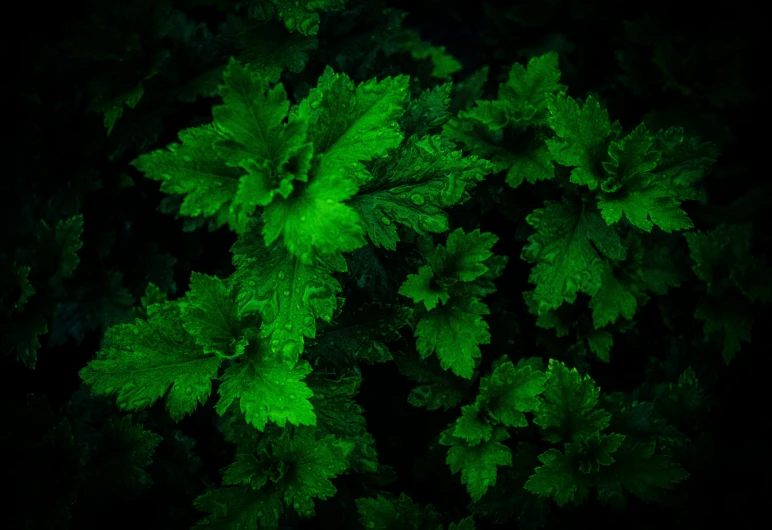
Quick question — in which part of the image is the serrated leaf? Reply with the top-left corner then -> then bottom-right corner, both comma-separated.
298,66 -> 408,178
546,94 -> 617,190
79,301 -> 222,421
415,296 -> 491,379
181,272 -> 249,359
232,220 -> 345,364
441,426 -> 513,502
598,125 -> 693,233
477,361 -> 547,428
351,134 -> 491,250
520,198 -> 626,314
398,264 -> 450,311
454,403 -> 494,446
589,261 -> 640,329
532,359 -> 611,443
215,342 -> 316,431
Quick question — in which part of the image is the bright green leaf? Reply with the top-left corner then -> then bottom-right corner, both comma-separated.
79,301 -> 222,421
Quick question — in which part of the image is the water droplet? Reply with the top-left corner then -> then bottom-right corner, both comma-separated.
185,387 -> 193,396
289,393 -> 296,399
283,290 -> 290,296
310,100 -> 321,110
284,322 -> 293,332
278,271 -> 286,280
303,315 -> 315,326
413,165 -> 422,171
380,216 -> 391,225
271,338 -> 280,348
132,328 -> 140,335
410,193 -> 425,206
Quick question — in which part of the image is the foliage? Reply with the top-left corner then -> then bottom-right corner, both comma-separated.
6,1 -> 765,529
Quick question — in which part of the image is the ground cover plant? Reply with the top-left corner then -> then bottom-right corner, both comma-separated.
3,0 -> 768,528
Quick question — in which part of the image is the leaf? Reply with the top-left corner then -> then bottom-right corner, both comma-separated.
351,135 -> 492,250
131,125 -> 247,232
449,66 -> 489,115
477,361 -> 547,428
215,342 -> 316,431
400,83 -> 453,138
415,296 -> 491,379
270,427 -> 354,516
35,214 -> 85,293
221,15 -> 317,84
356,493 -> 442,530
454,403 -> 494,446
546,94 -> 617,190
523,448 -> 589,507
588,261 -> 640,329
92,79 -> 145,135
309,303 -> 411,366
79,301 -> 222,421
520,198 -> 627,314
532,359 -> 611,443
436,228 -> 499,282
232,220 -> 345,364
464,52 -> 565,130
297,66 -> 408,178
193,485 -> 281,530
261,163 -> 366,264
598,124 -> 693,233
571,432 -> 626,473
398,28 -> 463,80
181,273 -> 250,360
307,373 -> 378,473
505,142 -> 555,188
695,297 -> 753,364
596,439 -> 688,506
652,127 -> 719,202
586,329 -> 614,362
395,351 -> 470,412
271,0 -> 346,36
399,264 -> 450,311
99,415 -> 163,493
441,426 -> 513,502
213,58 -> 312,208
194,428 -> 353,526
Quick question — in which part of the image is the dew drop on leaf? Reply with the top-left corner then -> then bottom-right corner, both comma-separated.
310,100 -> 321,110
380,216 -> 391,225
410,193 -> 426,206
278,271 -> 286,280
413,165 -> 422,171
185,387 -> 193,396
303,315 -> 314,326
284,322 -> 293,332
283,290 -> 290,296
